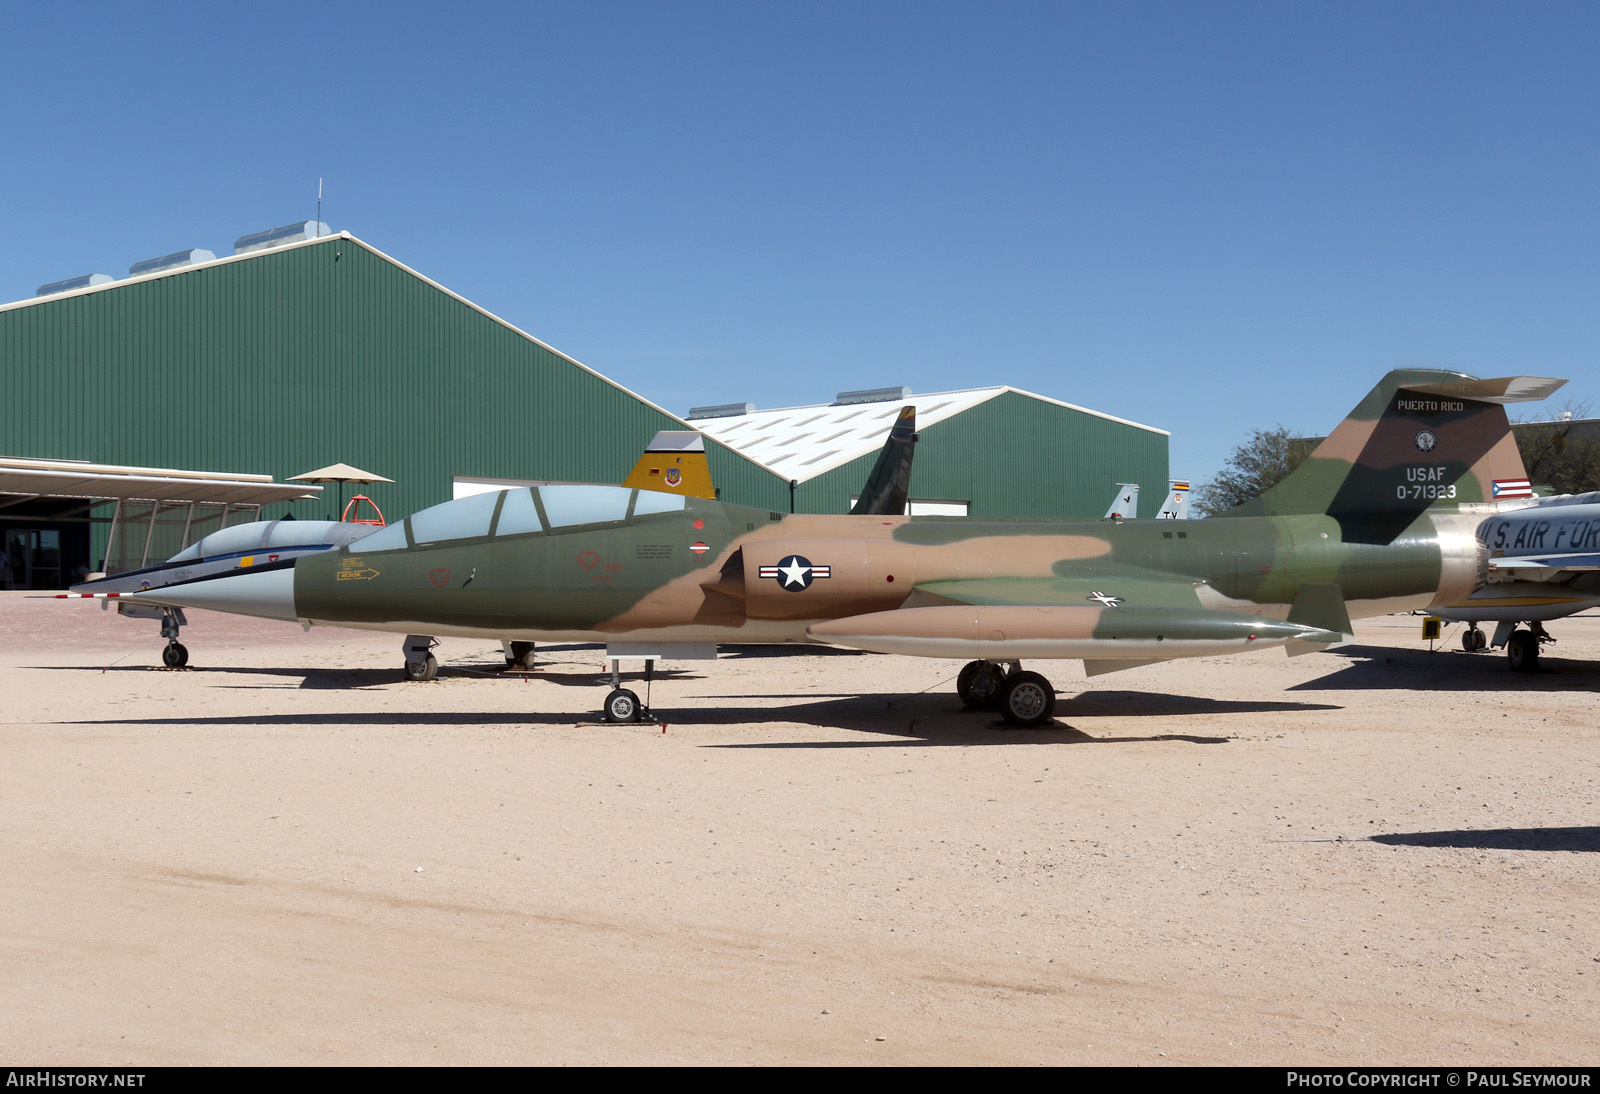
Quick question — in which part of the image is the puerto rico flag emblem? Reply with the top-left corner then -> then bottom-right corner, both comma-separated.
1492,479 -> 1533,499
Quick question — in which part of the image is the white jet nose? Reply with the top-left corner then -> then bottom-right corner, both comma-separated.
127,566 -> 299,623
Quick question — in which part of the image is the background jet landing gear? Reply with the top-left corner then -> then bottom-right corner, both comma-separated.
160,609 -> 189,668
1507,623 -> 1551,673
502,641 -> 537,672
601,659 -> 654,723
1461,625 -> 1488,652
957,659 -> 1057,727
402,635 -> 439,681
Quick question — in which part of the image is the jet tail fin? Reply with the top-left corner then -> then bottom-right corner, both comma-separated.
850,406 -> 918,515
1104,483 -> 1140,520
621,431 -> 716,499
1220,370 -> 1565,543
1156,480 -> 1190,519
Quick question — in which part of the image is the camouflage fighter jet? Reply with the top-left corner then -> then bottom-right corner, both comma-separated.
66,429 -> 718,669
101,369 -> 1562,726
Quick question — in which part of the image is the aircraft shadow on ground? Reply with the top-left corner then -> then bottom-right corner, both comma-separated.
66,711 -> 568,729
1062,691 -> 1339,718
1289,643 -> 1600,692
690,696 -> 1234,748
1370,827 -> 1600,853
56,689 -> 1248,746
25,663 -> 706,690
38,662 -> 1337,743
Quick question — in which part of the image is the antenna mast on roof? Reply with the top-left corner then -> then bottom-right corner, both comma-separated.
316,178 -> 323,236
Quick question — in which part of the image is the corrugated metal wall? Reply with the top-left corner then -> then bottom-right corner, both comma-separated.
795,392 -> 1169,518
2,236 -> 1167,569
0,237 -> 792,548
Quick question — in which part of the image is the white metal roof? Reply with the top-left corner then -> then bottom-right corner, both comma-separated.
688,387 -> 1168,483
0,456 -> 321,507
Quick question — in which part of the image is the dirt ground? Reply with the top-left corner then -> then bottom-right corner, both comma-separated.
1,590 -> 1596,1065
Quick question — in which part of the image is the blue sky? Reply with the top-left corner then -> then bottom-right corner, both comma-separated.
3,2 -> 1595,485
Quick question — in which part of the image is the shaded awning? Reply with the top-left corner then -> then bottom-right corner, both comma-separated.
0,456 -> 321,507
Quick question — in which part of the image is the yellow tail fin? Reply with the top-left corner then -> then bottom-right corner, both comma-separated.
621,431 -> 716,499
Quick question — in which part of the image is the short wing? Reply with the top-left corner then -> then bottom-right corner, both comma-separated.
808,573 -> 1340,666
909,574 -> 1206,611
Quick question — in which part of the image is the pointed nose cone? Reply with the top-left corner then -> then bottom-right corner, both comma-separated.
129,567 -> 298,623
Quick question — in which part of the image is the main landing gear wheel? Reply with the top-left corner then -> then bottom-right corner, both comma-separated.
404,654 -> 439,682
957,660 -> 1005,708
1507,629 -> 1540,673
603,688 -> 643,723
162,642 -> 189,668
998,671 -> 1056,728
1462,626 -> 1487,652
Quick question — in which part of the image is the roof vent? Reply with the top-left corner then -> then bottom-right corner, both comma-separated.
128,249 -> 216,277
687,402 -> 755,419
35,274 -> 114,297
233,221 -> 333,255
835,386 -> 911,405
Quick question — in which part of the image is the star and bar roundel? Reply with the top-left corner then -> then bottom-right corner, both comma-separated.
758,555 -> 832,591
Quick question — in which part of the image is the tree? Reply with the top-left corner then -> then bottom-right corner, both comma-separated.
1193,425 -> 1314,517
1514,400 -> 1600,497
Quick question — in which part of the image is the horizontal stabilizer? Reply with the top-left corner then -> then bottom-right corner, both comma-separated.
1400,375 -> 1567,404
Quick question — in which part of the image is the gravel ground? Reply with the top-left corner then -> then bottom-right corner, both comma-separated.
2,591 -> 1597,1065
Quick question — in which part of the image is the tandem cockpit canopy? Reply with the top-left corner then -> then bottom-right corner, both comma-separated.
168,519 -> 378,564
356,485 -> 689,552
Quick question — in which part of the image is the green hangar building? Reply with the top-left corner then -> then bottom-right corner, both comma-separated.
0,226 -> 1169,588
688,387 -> 1169,520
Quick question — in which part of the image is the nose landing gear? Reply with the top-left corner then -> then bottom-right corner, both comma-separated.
601,658 -> 655,723
402,635 -> 439,681
160,609 -> 189,668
